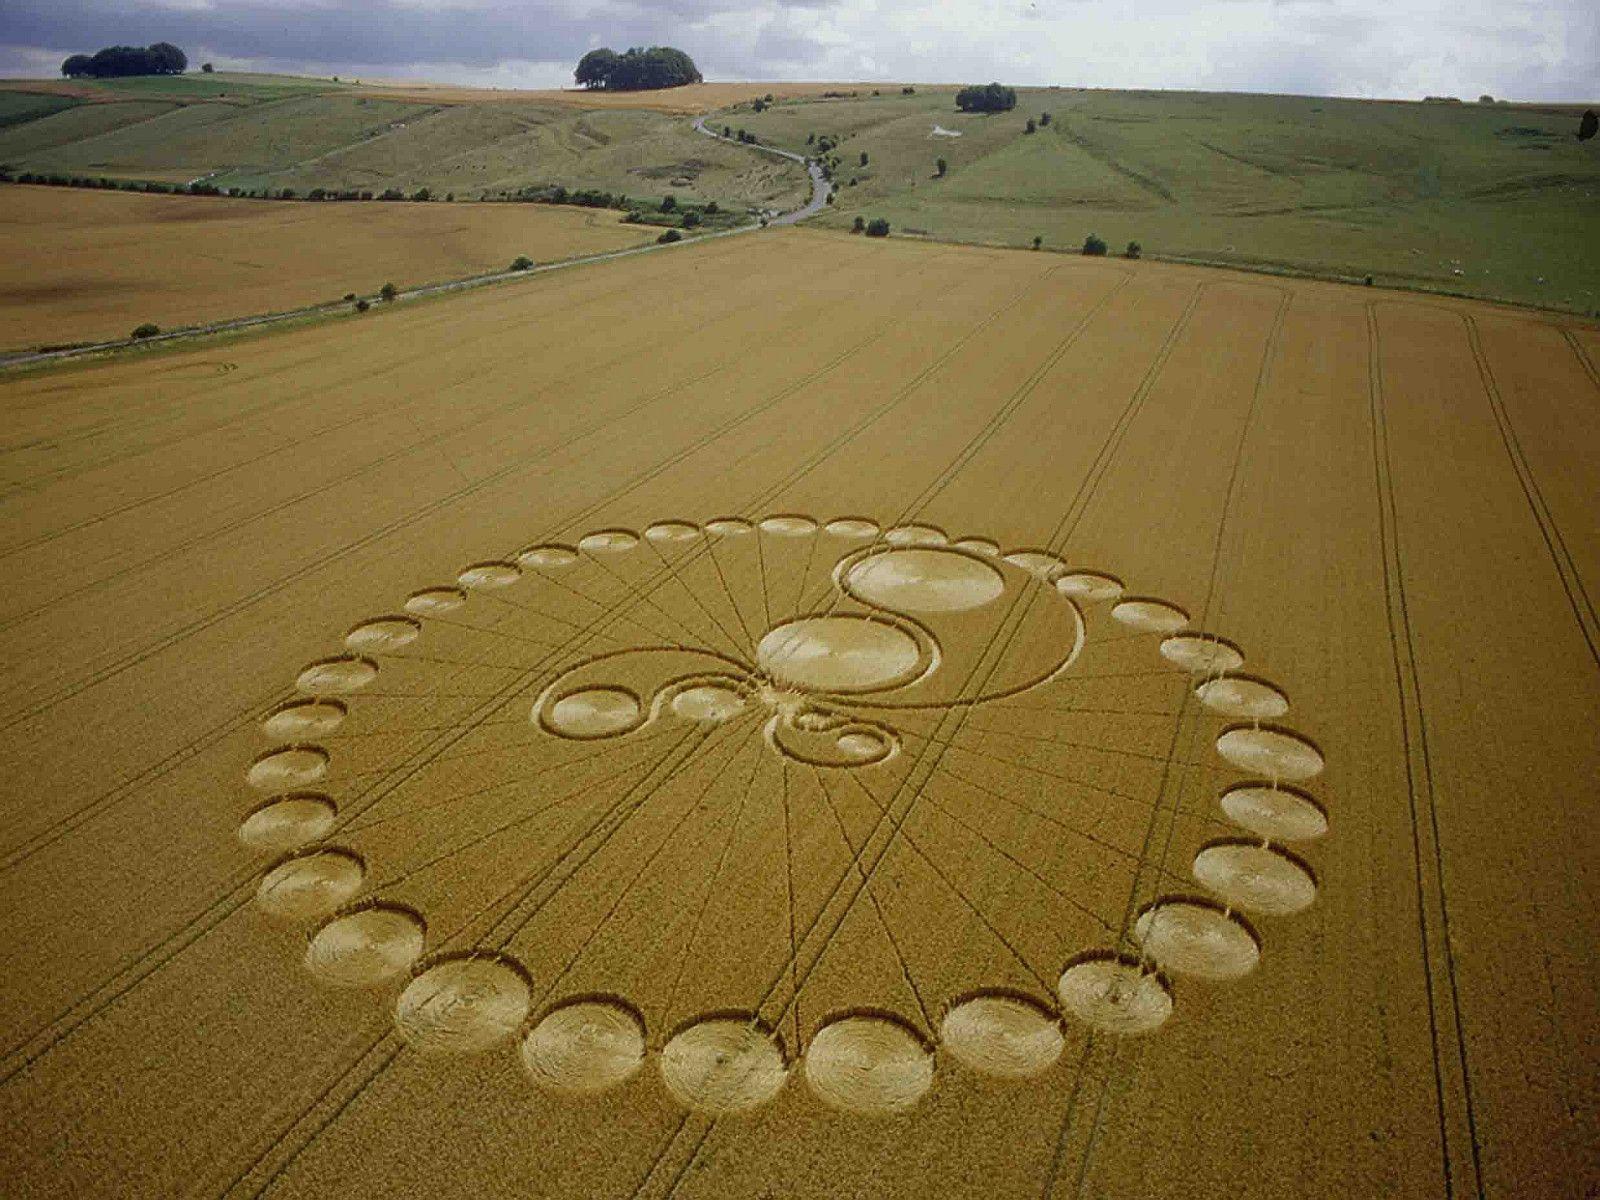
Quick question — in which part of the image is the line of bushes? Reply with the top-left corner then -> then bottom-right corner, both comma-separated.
0,170 -> 707,218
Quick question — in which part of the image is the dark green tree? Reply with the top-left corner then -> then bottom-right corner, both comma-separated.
955,83 -> 1017,113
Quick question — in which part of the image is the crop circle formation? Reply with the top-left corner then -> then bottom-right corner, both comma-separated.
239,513 -> 1329,1117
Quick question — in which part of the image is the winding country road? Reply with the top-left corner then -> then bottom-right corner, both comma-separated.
1,117 -> 831,372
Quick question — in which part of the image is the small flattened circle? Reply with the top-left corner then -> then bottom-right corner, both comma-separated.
516,544 -> 578,568
306,905 -> 426,987
345,616 -> 422,653
804,1014 -> 933,1115
704,517 -> 753,537
671,684 -> 747,723
1193,841 -> 1318,915
845,548 -> 1006,613
1160,634 -> 1245,674
883,523 -> 947,547
1134,899 -> 1260,980
645,521 -> 699,543
457,561 -> 521,590
1216,726 -> 1324,781
759,514 -> 817,537
941,993 -> 1064,1077
1057,955 -> 1173,1035
1054,572 -> 1123,603
836,730 -> 891,762
1002,549 -> 1066,580
1195,676 -> 1289,720
1111,599 -> 1189,634
239,794 -> 336,852
296,655 -> 378,695
256,850 -> 364,921
1219,784 -> 1328,842
659,1018 -> 788,1113
546,688 -> 642,738
951,537 -> 1000,557
757,617 -> 922,693
825,517 -> 880,538
521,1000 -> 646,1093
395,956 -> 530,1053
247,745 -> 329,791
578,529 -> 639,554
404,587 -> 466,616
262,699 -> 346,740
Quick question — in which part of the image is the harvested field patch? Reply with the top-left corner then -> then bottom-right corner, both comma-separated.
0,185 -> 653,348
0,229 -> 1594,1199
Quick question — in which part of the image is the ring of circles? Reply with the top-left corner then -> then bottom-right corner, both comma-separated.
241,514 -> 1328,1117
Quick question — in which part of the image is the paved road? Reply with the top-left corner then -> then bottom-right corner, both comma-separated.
0,121 -> 830,372
691,116 -> 831,224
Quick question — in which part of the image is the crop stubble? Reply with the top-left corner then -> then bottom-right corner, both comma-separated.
0,229 -> 1594,1199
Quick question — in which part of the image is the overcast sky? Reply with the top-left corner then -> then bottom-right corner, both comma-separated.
2,0 -> 1594,101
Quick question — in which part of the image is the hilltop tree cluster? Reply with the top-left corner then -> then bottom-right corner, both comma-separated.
573,46 -> 701,91
956,83 -> 1017,113
61,42 -> 187,78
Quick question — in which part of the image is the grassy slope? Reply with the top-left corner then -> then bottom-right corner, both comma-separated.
731,87 -> 1600,311
0,78 -> 810,211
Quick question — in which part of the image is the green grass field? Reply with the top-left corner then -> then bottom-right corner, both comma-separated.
0,73 -> 1594,309
730,87 -> 1600,311
0,80 -> 810,211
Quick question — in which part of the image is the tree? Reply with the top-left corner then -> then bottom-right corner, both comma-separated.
1040,112 -> 1051,126
1082,233 -> 1107,256
510,256 -> 535,271
902,86 -> 916,95
379,282 -> 398,301
202,63 -> 214,73
131,323 -> 160,339
355,299 -> 371,312
1478,94 -> 1495,104
852,216 -> 866,234
1032,235 -> 1042,250
660,194 -> 677,212
859,151 -> 869,167
1579,110 -> 1598,141
1125,241 -> 1142,259
935,157 -> 948,177
865,218 -> 890,237
575,48 -> 620,89
411,187 -> 431,201
1025,118 -> 1036,134
65,42 -> 189,78
657,229 -> 683,244
149,42 -> 187,74
572,46 -> 701,91
955,83 -> 1017,113
682,209 -> 702,228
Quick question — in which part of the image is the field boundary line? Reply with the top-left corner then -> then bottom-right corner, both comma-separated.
0,229 -> 783,524
0,251 -> 867,632
1365,302 -> 1485,1200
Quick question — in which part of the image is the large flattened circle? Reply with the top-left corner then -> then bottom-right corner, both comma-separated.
394,957 -> 530,1053
1057,955 -> 1173,1035
941,993 -> 1064,1077
256,850 -> 364,921
306,905 -> 426,987
521,1000 -> 646,1093
844,548 -> 1005,613
757,617 -> 923,693
1193,841 -> 1318,915
1134,900 -> 1260,980
804,1014 -> 933,1114
659,1018 -> 787,1113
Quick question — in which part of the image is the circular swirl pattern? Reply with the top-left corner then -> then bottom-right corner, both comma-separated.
239,513 -> 1330,1118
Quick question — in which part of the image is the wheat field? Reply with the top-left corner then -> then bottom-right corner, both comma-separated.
0,229 -> 1594,1199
